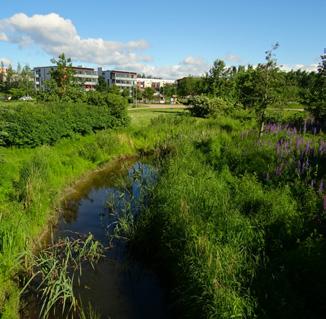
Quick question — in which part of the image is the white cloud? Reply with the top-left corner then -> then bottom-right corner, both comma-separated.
117,56 -> 210,79
224,53 -> 241,63
0,13 -> 210,79
0,13 -> 150,65
0,32 -> 7,41
0,57 -> 11,66
280,63 -> 318,72
182,56 -> 206,66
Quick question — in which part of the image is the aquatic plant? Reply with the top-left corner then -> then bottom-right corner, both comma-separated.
21,234 -> 103,319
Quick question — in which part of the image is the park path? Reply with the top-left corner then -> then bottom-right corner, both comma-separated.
128,104 -> 187,111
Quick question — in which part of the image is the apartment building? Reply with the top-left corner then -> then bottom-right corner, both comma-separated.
34,66 -> 98,90
98,69 -> 137,94
136,77 -> 175,90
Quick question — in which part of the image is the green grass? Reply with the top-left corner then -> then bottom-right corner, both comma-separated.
1,105 -> 325,318
267,102 -> 305,110
0,107 -> 189,318
129,107 -> 186,126
130,117 -> 325,318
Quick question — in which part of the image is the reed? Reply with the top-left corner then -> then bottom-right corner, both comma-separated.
21,234 -> 103,319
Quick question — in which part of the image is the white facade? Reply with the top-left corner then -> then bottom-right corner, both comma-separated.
136,78 -> 175,90
98,68 -> 137,91
34,66 -> 98,90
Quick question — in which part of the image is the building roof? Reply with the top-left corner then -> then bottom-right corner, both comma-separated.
33,66 -> 95,71
110,70 -> 137,75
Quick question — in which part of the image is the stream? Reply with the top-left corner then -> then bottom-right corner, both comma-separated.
28,157 -> 171,319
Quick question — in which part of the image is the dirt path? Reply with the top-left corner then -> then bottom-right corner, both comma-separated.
128,104 -> 187,111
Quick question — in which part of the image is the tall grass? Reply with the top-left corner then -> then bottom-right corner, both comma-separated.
0,111 -> 194,317
1,109 -> 324,318
21,234 -> 103,319
130,116 -> 326,318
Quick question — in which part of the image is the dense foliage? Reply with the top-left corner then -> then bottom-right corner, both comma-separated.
0,95 -> 129,147
177,49 -> 326,126
131,115 -> 326,319
188,95 -> 232,117
305,53 -> 326,123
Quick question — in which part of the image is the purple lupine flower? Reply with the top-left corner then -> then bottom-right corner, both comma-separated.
313,127 -> 317,135
319,142 -> 326,155
276,142 -> 281,155
297,160 -> 302,175
319,180 -> 324,194
305,141 -> 311,154
305,158 -> 310,169
275,164 -> 283,176
296,137 -> 302,151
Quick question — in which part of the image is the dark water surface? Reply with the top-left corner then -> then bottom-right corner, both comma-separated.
47,158 -> 170,319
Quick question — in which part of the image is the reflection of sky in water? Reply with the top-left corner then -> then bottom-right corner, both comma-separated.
53,161 -> 169,319
58,162 -> 157,244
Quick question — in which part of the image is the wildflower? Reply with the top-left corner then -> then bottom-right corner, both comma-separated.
319,180 -> 324,194
313,127 -> 317,135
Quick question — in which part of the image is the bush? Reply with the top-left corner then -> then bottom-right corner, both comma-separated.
188,95 -> 232,118
0,100 -> 129,147
265,109 -> 305,127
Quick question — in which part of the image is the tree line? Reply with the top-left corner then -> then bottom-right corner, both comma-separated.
1,48 -> 325,124
178,46 -> 325,124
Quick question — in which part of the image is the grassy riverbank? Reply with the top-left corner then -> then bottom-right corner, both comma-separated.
0,107 -> 183,318
1,106 -> 325,318
130,115 -> 325,318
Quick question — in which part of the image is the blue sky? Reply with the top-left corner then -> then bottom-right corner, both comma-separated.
0,0 -> 325,78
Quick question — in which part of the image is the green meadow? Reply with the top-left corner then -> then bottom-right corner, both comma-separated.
0,104 -> 325,318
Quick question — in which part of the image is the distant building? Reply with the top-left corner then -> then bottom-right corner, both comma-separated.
34,66 -> 98,90
98,68 -> 137,92
136,78 -> 175,91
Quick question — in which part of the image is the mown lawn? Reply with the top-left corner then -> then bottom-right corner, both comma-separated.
128,107 -> 186,126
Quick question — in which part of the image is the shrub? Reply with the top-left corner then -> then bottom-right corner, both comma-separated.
188,95 -> 232,118
0,100 -> 129,147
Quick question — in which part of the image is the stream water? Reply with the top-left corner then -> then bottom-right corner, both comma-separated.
29,158 -> 171,319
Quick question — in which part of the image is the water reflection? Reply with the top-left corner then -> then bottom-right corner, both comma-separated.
53,159 -> 170,319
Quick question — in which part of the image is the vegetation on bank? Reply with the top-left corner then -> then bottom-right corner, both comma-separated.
130,115 -> 325,319
0,95 -> 129,147
0,102 -> 325,318
0,48 -> 324,318
0,108 -> 184,318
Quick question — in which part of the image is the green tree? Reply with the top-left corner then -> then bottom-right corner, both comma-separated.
17,65 -> 34,97
256,43 -> 282,137
50,53 -> 76,97
134,87 -> 143,102
5,64 -> 15,92
204,60 -> 239,102
161,83 -> 177,99
143,87 -> 155,103
305,53 -> 326,123
107,84 -> 121,95
177,76 -> 204,97
236,44 -> 282,137
95,75 -> 108,92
